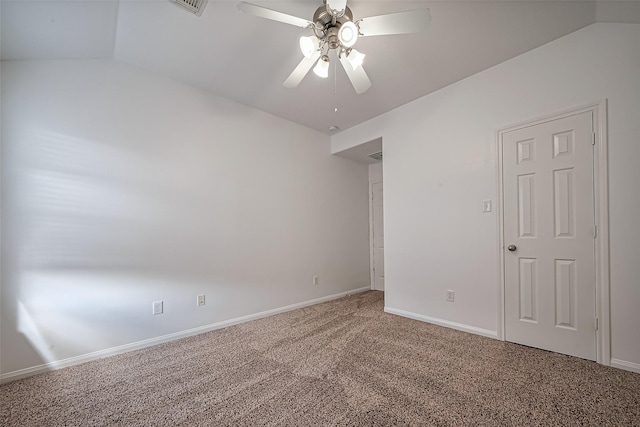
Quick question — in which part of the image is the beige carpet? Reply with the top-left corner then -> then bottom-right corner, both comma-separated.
1,291 -> 639,426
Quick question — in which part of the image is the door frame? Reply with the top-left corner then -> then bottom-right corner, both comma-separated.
496,100 -> 610,366
369,162 -> 383,291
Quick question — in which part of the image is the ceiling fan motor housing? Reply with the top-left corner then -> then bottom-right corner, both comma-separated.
312,5 -> 355,49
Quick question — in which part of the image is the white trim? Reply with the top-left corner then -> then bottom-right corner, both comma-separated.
0,286 -> 370,384
0,57 -> 3,384
384,306 -> 498,339
368,162 -> 383,291
496,128 -> 506,341
496,100 -> 610,366
610,358 -> 640,374
368,173 -> 375,290
592,100 -> 611,366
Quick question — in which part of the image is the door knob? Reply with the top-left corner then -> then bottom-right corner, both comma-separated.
507,244 -> 517,252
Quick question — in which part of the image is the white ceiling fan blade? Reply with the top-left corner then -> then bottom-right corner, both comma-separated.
339,55 -> 371,94
237,2 -> 312,28
358,9 -> 431,37
283,52 -> 321,88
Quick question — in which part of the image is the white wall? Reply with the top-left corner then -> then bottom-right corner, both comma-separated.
332,23 -> 640,369
0,59 -> 370,376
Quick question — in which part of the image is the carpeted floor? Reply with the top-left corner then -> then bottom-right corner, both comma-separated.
1,290 -> 639,426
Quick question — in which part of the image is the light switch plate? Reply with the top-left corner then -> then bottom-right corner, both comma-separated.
482,199 -> 492,213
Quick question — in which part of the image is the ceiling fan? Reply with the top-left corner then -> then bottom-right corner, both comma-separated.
237,0 -> 431,94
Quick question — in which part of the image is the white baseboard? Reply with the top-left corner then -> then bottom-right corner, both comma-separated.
384,306 -> 498,339
610,358 -> 640,374
385,308 -> 640,373
1,286 -> 370,384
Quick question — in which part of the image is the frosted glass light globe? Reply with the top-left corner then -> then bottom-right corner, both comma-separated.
338,21 -> 358,48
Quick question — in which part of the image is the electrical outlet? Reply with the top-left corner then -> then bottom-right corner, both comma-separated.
153,300 -> 163,315
313,275 -> 319,286
197,294 -> 205,307
446,290 -> 455,302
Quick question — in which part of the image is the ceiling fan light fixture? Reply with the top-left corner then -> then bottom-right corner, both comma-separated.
299,36 -> 319,58
313,55 -> 330,78
346,48 -> 365,70
238,0 -> 431,95
338,21 -> 358,48
326,0 -> 347,15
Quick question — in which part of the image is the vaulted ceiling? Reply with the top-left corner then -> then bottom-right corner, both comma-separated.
2,1 -> 639,134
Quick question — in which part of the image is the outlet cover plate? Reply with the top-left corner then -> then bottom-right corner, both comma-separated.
153,300 -> 163,315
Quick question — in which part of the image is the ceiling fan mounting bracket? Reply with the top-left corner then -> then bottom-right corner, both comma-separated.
313,4 -> 352,26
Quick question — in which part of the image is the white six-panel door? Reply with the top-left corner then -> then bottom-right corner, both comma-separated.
503,111 -> 596,361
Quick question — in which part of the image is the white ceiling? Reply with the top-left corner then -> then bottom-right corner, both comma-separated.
2,1 -> 639,134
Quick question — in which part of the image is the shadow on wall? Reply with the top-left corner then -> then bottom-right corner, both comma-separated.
3,128 -> 231,366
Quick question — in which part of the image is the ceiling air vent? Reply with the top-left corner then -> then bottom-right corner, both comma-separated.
170,0 -> 208,16
368,151 -> 383,162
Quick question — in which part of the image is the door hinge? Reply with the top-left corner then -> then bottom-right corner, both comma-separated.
593,225 -> 598,238
592,132 -> 596,145
595,318 -> 599,331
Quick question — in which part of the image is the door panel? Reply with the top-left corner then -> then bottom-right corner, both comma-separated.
503,111 -> 595,361
518,258 -> 537,322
